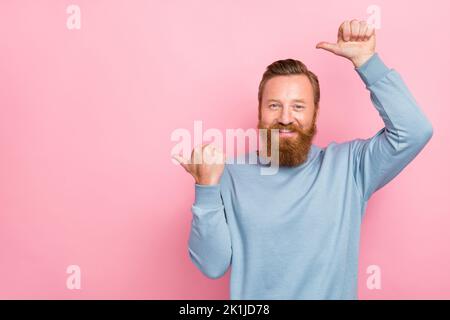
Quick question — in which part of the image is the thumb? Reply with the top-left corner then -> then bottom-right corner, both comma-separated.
315,41 -> 341,55
172,154 -> 190,171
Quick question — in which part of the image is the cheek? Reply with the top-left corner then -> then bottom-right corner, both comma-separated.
293,114 -> 306,125
294,112 -> 314,128
260,111 -> 276,126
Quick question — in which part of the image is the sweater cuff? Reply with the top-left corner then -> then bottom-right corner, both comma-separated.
194,184 -> 223,209
355,53 -> 390,87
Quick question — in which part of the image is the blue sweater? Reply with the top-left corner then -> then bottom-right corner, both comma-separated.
187,53 -> 433,300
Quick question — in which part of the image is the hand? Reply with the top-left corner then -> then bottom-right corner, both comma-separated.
316,19 -> 376,68
172,143 -> 225,185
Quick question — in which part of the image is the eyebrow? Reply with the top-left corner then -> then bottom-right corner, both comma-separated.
267,99 -> 307,103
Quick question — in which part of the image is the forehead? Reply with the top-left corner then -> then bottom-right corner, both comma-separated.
262,74 -> 314,103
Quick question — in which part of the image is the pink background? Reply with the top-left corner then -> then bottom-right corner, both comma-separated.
0,0 -> 449,299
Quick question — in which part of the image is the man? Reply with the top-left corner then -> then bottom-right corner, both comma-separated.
173,19 -> 433,299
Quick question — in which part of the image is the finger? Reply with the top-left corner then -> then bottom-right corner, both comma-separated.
203,144 -> 216,164
203,142 -> 214,151
210,145 -> 226,164
192,143 -> 206,164
366,24 -> 375,39
212,148 -> 226,164
342,20 -> 351,41
204,143 -> 222,155
358,21 -> 368,41
192,141 -> 210,154
337,21 -> 345,41
350,19 -> 360,41
315,41 -> 342,55
203,151 -> 215,165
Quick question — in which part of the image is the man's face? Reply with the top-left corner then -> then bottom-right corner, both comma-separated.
257,74 -> 318,167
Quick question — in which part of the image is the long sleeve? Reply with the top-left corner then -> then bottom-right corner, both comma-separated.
188,183 -> 232,279
350,53 -> 433,202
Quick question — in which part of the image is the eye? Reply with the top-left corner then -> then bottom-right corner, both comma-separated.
293,105 -> 305,110
269,104 -> 280,109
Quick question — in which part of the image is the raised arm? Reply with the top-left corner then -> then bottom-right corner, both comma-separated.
351,53 -> 433,201
317,19 -> 433,201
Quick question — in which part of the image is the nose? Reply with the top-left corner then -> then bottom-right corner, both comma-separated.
278,106 -> 293,126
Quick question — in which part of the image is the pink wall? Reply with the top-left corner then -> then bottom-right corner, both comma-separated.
0,0 -> 448,299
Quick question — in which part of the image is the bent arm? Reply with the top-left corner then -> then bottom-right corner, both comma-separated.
351,53 -> 433,201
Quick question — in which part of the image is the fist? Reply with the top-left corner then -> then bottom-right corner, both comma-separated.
316,19 -> 376,68
172,143 -> 225,185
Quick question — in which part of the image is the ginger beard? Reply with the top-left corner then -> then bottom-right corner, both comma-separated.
257,110 -> 318,167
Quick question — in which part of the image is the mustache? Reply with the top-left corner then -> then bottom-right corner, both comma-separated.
257,118 -> 317,138
266,123 -> 302,132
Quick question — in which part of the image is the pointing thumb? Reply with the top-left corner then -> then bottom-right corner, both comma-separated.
315,42 -> 341,55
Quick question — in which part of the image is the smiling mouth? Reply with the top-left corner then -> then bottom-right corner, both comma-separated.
278,129 -> 297,137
